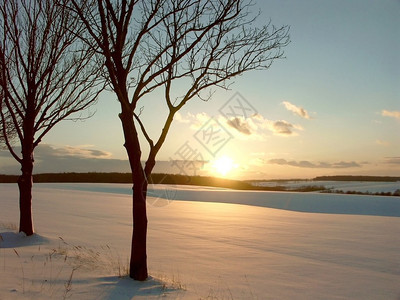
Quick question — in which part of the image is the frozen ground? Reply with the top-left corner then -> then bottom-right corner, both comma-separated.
0,183 -> 399,299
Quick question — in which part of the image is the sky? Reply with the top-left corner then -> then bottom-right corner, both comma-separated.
1,0 -> 399,180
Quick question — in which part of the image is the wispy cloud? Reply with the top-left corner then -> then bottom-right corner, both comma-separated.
282,101 -> 311,119
383,157 -> 400,165
37,144 -> 112,159
0,144 -> 125,174
1,144 -> 211,175
0,144 -> 112,159
248,157 -> 267,167
381,110 -> 400,120
268,158 -> 362,169
375,140 -> 390,147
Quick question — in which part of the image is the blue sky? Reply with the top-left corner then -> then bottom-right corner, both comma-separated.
1,0 -> 399,179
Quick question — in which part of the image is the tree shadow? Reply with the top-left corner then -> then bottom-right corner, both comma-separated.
0,231 -> 50,248
99,275 -> 183,299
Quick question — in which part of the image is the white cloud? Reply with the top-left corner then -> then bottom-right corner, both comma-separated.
226,117 -> 252,135
175,112 -> 212,130
252,113 -> 302,136
282,101 -> 311,119
270,120 -> 295,135
177,111 -> 302,138
381,110 -> 400,120
174,112 -> 190,123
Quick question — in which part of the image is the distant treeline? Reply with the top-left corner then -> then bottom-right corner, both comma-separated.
0,174 -> 19,183
0,173 -> 331,192
314,175 -> 400,182
1,173 -> 399,196
2,173 -> 399,184
0,173 -> 133,183
1,172 -> 334,193
321,189 -> 400,197
149,173 -> 256,190
0,172 -> 258,190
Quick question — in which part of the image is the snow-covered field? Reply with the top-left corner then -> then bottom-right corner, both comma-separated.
1,183 -> 399,299
254,180 -> 400,194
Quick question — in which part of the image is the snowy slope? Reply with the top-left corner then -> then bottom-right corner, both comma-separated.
1,183 -> 399,299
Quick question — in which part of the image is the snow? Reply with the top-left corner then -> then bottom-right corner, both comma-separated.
1,183 -> 399,299
32,182 -> 400,216
255,180 -> 400,193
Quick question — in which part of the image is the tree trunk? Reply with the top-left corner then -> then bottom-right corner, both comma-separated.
18,155 -> 34,236
130,179 -> 148,280
119,108 -> 148,281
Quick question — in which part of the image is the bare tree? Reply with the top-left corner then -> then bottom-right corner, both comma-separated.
0,63 -> 20,149
0,56 -> 15,147
0,100 -> 12,147
0,0 -> 102,236
70,0 -> 289,280
0,107 -> 16,148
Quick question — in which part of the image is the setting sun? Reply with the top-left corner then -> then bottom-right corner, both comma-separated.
212,156 -> 235,176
